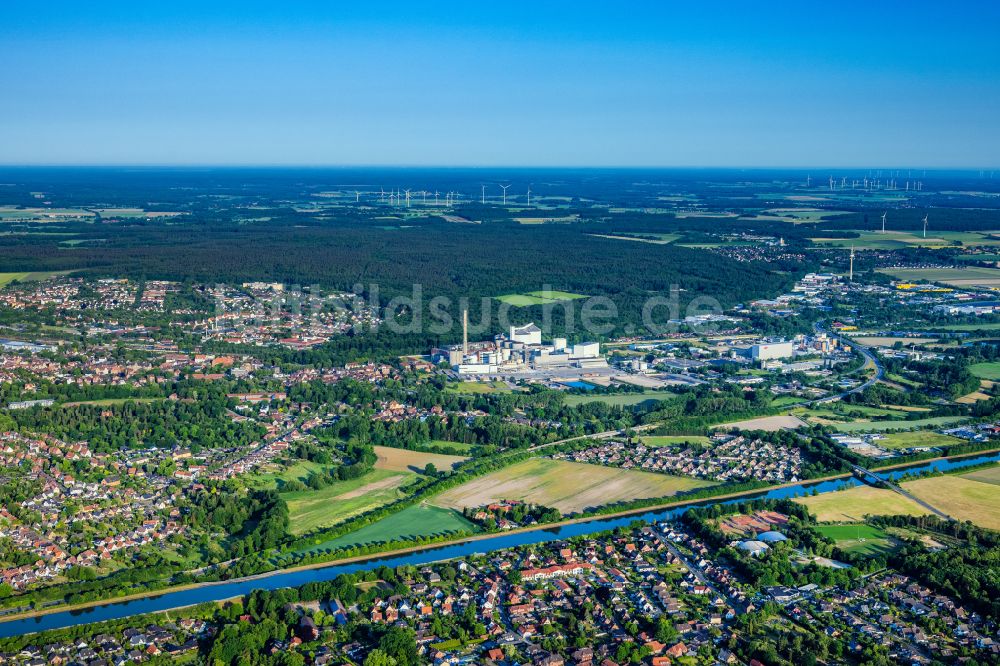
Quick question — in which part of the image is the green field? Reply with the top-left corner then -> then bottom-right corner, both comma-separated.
0,270 -> 72,287
879,266 -> 1000,287
641,435 -> 712,447
813,524 -> 897,556
284,469 -> 414,535
426,439 -> 477,452
446,380 -> 514,394
563,390 -> 676,407
829,416 -> 970,432
248,460 -> 338,490
970,362 -> 1000,380
61,397 -> 166,408
495,293 -> 550,306
930,323 -> 1000,332
875,431 -> 966,450
297,503 -> 479,554
957,253 -> 1000,262
815,230 -> 1000,251
495,290 -> 588,306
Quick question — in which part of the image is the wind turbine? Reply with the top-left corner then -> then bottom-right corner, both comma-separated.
881,211 -> 887,234
404,189 -> 411,207
500,184 -> 511,206
379,187 -> 385,203
829,176 -> 834,191
481,184 -> 486,204
355,191 -> 360,203
434,191 -> 440,205
526,185 -> 532,206
922,214 -> 929,238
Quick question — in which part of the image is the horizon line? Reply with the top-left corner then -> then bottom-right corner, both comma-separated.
0,163 -> 996,171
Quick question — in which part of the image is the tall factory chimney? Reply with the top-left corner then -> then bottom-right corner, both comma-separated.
462,308 -> 469,358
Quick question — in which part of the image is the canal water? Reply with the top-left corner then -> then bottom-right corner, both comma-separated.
2,450 -> 997,638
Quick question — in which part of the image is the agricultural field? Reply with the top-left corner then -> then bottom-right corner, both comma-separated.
0,270 -> 74,287
814,230 -> 1000,250
879,266 -> 1000,288
641,435 -> 713,447
371,445 -> 468,473
513,214 -> 579,224
828,416 -> 970,432
902,472 -> 1000,530
875,431 -> 966,450
961,464 -> 1000,486
284,469 -> 414,535
794,485 -> 930,523
0,206 -> 95,221
297,503 -> 479,554
562,390 -> 676,407
712,414 -> 808,431
747,208 -> 851,223
91,208 -> 186,218
431,457 -> 715,514
813,524 -> 898,556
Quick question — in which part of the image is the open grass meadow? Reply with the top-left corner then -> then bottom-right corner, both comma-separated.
961,464 -> 1000,486
430,457 -> 715,514
284,468 -> 414,535
0,270 -> 76,287
970,362 -> 1000,381
446,380 -> 515,394
562,390 -> 677,407
296,503 -> 479,554
246,460 -> 338,491
794,485 -> 930,523
495,290 -> 588,306
875,431 -> 966,450
902,473 -> 1000,531
827,416 -> 970,432
641,435 -> 713,447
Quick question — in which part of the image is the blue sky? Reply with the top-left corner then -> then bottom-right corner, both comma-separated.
1,1 -> 998,167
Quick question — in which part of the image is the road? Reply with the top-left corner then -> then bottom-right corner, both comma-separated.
806,323 -> 885,405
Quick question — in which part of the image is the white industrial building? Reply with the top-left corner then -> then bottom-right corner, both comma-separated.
434,319 -> 604,375
510,323 -> 542,345
749,341 -> 794,361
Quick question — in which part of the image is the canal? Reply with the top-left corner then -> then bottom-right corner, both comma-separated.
1,449 -> 997,638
